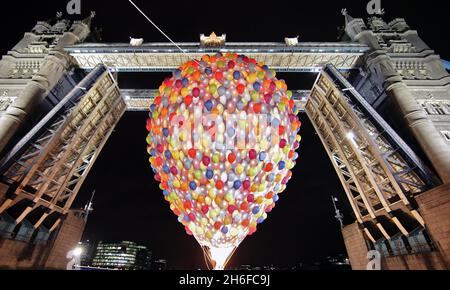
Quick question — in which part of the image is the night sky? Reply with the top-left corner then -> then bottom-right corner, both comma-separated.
1,0 -> 448,270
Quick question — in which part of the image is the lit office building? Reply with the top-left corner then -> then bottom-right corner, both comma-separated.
91,241 -> 151,270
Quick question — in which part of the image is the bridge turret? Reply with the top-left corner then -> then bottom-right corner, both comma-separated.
344,11 -> 450,183
341,9 -> 381,49
0,14 -> 94,154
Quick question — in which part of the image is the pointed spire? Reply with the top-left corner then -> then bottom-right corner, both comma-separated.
341,8 -> 354,26
82,11 -> 96,28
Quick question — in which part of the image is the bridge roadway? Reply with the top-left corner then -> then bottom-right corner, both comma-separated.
121,89 -> 310,112
66,42 -> 369,72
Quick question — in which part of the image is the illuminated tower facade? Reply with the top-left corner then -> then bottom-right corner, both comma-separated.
312,11 -> 450,269
0,14 -> 126,269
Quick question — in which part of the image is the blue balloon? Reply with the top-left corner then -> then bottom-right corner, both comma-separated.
221,227 -> 229,234
273,93 -> 281,103
233,180 -> 242,190
173,69 -> 182,78
259,151 -> 267,161
189,181 -> 197,191
252,206 -> 260,215
257,217 -> 265,224
205,67 -> 213,75
227,127 -> 235,137
233,71 -> 241,80
150,104 -> 156,112
272,118 -> 280,127
150,149 -> 156,157
163,128 -> 169,137
205,100 -> 213,111
237,101 -> 245,111
278,161 -> 286,170
218,86 -> 226,96
206,169 -> 214,180
273,194 -> 280,202
184,215 -> 191,222
253,82 -> 261,91
164,150 -> 172,159
163,165 -> 170,173
163,190 -> 170,196
182,78 -> 189,87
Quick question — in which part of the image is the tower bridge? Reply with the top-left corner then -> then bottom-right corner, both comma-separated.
65,42 -> 369,72
0,11 -> 449,270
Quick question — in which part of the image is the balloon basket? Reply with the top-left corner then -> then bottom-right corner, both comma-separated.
202,246 -> 237,270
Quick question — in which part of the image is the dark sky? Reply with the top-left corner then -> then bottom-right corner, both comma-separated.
1,0 -> 448,270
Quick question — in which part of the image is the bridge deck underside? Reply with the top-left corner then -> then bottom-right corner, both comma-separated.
66,42 -> 368,72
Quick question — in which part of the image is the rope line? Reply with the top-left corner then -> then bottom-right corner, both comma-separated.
128,0 -> 203,67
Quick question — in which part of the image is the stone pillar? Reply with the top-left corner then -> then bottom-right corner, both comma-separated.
0,21 -> 91,154
342,223 -> 369,270
44,210 -> 87,269
416,183 -> 450,268
363,52 -> 450,183
344,14 -> 450,183
385,80 -> 450,183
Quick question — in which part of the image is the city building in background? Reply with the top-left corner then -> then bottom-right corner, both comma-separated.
91,241 -> 152,270
152,259 -> 168,270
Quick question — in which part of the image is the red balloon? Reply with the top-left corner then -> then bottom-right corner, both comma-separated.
228,153 -> 236,164
202,156 -> 211,166
201,205 -> 209,215
243,180 -> 251,190
237,84 -> 245,95
216,180 -> 224,190
265,163 -> 274,172
188,149 -> 196,159
248,149 -> 257,160
228,205 -> 237,214
214,72 -> 223,81
214,221 -> 222,230
185,95 -> 193,106
184,201 -> 192,210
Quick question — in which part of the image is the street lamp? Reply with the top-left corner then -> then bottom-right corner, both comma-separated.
331,196 -> 344,229
73,247 -> 83,257
66,247 -> 83,270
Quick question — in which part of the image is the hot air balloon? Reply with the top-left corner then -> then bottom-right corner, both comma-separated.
146,53 -> 301,270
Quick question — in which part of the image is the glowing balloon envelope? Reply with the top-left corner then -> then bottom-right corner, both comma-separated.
146,53 -> 301,270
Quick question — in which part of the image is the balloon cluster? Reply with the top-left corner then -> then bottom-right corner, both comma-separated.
146,53 -> 301,249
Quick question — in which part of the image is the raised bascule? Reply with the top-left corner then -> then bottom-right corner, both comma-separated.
0,10 -> 449,270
